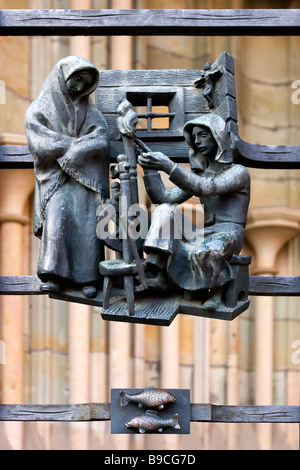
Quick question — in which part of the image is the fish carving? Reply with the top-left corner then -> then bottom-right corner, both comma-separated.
125,410 -> 180,433
120,386 -> 176,410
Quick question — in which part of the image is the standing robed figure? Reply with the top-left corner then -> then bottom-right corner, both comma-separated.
25,56 -> 110,298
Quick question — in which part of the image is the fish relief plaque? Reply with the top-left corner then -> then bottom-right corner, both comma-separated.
111,387 -> 190,434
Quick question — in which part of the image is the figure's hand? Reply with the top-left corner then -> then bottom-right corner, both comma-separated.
138,152 -> 175,174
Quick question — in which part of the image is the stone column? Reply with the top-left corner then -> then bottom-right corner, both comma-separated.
160,318 -> 180,450
227,320 -> 239,450
111,0 -> 133,70
67,0 -> 93,451
245,207 -> 300,450
108,0 -> 134,451
0,162 -> 34,449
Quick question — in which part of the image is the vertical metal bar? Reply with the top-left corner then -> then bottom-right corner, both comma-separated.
118,155 -> 135,316
147,96 -> 152,131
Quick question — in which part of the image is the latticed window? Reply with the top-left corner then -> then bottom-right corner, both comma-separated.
135,98 -> 173,131
124,86 -> 184,139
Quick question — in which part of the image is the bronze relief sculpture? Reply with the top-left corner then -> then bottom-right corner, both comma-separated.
26,53 -> 251,325
25,56 -> 110,299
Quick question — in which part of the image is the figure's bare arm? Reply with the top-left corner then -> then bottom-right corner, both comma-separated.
143,171 -> 191,205
138,152 -> 191,204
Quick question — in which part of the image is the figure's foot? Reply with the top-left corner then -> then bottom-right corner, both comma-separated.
40,280 -> 60,294
203,288 -> 222,311
82,285 -> 97,298
203,297 -> 220,311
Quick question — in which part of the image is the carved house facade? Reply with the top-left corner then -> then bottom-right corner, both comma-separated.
0,0 -> 300,450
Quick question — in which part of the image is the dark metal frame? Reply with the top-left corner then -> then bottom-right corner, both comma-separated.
0,8 -> 299,441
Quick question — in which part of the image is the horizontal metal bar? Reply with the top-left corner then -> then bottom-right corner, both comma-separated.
137,113 -> 176,118
1,143 -> 300,169
190,404 -> 300,423
0,403 -> 299,423
0,275 -> 299,296
0,275 -> 43,295
248,276 -> 300,297
1,9 -> 300,37
0,403 -> 111,422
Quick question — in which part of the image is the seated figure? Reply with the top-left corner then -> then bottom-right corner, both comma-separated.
138,113 -> 250,310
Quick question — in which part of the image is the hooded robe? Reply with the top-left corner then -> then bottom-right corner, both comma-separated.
143,114 -> 250,291
25,56 -> 110,287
